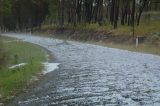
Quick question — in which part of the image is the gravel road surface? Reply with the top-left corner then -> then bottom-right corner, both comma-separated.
3,33 -> 160,106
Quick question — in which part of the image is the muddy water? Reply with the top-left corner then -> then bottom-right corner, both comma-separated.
3,33 -> 160,106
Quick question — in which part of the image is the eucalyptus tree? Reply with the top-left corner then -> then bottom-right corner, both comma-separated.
0,0 -> 158,31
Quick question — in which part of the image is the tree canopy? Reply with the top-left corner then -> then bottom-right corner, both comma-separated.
0,0 -> 159,32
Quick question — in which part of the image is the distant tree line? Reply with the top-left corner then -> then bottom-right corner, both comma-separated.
0,0 -> 159,32
0,0 -> 48,32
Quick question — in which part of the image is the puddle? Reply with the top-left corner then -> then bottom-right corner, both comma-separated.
42,63 -> 60,75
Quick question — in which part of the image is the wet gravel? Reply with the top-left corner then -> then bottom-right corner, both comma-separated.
3,33 -> 160,106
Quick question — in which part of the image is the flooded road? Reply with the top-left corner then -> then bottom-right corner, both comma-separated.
3,33 -> 160,106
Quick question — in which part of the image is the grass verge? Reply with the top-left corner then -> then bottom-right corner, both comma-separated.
94,42 -> 160,56
39,18 -> 160,55
0,36 -> 46,102
34,31 -> 160,56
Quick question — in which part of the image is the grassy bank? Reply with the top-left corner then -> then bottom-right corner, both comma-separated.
94,42 -> 160,55
35,30 -> 160,56
0,36 -> 46,102
35,21 -> 160,55
42,20 -> 160,36
38,18 -> 160,55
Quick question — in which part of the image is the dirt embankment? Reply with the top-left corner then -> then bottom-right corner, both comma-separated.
38,27 -> 159,46
39,28 -> 134,43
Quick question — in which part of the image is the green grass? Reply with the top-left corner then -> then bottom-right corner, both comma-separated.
42,19 -> 160,37
0,36 -> 46,102
41,22 -> 113,32
114,20 -> 160,36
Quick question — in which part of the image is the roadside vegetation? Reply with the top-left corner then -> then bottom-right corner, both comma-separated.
38,18 -> 160,55
41,17 -> 160,37
96,42 -> 160,55
0,36 -> 46,102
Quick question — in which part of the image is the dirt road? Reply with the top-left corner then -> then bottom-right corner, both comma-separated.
3,33 -> 160,106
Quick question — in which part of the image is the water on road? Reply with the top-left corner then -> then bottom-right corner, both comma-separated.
3,33 -> 160,106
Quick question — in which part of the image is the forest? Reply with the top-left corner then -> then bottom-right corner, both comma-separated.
0,0 -> 159,32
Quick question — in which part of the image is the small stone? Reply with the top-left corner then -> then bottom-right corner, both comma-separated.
0,103 -> 4,106
0,94 -> 2,99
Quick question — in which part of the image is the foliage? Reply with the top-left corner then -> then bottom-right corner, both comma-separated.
0,0 -> 12,16
0,0 -> 159,34
0,36 -> 46,101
